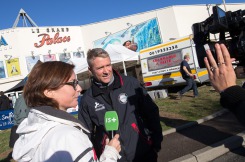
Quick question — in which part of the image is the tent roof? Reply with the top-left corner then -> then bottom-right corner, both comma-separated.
72,44 -> 139,74
4,77 -> 27,93
105,44 -> 139,64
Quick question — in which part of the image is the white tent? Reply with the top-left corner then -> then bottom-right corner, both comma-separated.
104,44 -> 139,75
71,44 -> 139,75
69,58 -> 88,74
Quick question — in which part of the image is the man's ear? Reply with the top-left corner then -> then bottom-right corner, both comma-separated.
88,67 -> 93,76
44,89 -> 53,98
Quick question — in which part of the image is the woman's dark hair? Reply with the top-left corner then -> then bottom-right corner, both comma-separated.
123,40 -> 131,46
23,61 -> 75,109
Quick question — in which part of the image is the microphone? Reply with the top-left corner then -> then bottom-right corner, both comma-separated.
104,111 -> 119,138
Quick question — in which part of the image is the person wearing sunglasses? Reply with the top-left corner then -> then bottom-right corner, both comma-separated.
12,61 -> 121,162
204,43 -> 245,126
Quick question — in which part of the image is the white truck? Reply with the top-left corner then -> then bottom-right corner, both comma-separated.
139,35 -> 209,90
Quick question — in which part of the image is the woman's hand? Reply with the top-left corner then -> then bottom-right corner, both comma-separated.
106,134 -> 121,153
204,43 -> 236,93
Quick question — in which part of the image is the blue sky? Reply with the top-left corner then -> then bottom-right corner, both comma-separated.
0,0 -> 243,29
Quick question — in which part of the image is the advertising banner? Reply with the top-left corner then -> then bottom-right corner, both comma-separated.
0,61 -> 6,79
26,56 -> 41,72
59,53 -> 71,63
0,109 -> 77,130
148,52 -> 182,71
94,18 -> 162,51
6,58 -> 21,77
0,109 -> 14,130
43,54 -> 56,62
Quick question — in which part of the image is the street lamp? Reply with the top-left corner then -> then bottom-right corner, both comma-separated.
4,54 -> 12,63
121,23 -> 132,37
101,32 -> 111,45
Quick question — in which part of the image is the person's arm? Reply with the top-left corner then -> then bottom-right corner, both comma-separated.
99,134 -> 121,162
136,80 -> 163,152
204,43 -> 245,125
183,66 -> 194,77
220,86 -> 245,125
47,127 -> 121,162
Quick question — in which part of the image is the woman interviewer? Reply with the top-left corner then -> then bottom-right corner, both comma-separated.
12,61 -> 121,162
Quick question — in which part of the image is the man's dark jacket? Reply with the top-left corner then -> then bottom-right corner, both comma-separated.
78,71 -> 163,161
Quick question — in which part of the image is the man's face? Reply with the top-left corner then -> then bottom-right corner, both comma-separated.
89,57 -> 113,84
186,57 -> 190,62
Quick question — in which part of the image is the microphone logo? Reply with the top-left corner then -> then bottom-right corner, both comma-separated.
104,111 -> 119,131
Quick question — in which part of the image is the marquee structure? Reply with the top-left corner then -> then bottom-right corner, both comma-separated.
12,8 -> 38,28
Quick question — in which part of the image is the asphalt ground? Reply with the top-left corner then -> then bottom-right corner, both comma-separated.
157,110 -> 245,162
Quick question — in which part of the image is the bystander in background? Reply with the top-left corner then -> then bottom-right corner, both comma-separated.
122,40 -> 131,49
178,54 -> 198,98
128,43 -> 138,52
0,91 -> 11,111
9,94 -> 30,148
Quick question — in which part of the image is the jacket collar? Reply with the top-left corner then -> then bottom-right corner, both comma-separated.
32,106 -> 89,133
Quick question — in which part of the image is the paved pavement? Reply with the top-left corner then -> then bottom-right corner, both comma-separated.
157,110 -> 245,162
212,146 -> 245,162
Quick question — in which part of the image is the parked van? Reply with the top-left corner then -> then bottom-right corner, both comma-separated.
140,35 -> 209,90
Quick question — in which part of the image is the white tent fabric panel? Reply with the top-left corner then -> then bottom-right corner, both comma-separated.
72,44 -> 139,74
105,44 -> 139,64
69,58 -> 88,74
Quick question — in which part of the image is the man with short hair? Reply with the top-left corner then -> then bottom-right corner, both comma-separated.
178,54 -> 198,98
78,48 -> 163,162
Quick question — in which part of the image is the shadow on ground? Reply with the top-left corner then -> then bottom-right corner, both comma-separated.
158,112 -> 245,162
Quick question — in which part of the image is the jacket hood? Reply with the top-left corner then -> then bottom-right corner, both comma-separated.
12,106 -> 89,161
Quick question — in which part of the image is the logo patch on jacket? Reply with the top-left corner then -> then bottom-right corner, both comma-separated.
118,93 -> 128,104
94,102 -> 105,111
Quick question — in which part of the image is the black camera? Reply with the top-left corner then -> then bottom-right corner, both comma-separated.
192,5 -> 245,76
